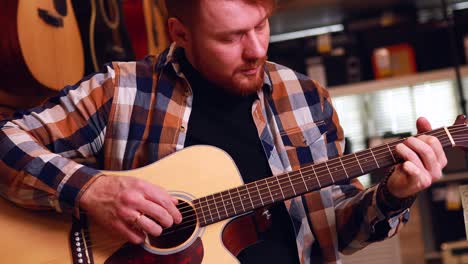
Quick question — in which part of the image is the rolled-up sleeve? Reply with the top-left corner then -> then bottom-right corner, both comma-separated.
0,64 -> 116,215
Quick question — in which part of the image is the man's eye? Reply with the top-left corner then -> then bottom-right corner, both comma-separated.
222,35 -> 241,43
256,22 -> 266,30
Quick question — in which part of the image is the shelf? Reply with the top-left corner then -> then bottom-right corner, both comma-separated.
328,65 -> 468,97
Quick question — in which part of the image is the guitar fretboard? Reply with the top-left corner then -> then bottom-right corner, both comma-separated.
193,126 -> 456,226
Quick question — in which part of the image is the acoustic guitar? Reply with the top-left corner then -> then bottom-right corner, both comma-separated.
0,0 -> 84,95
123,0 -> 169,60
0,116 -> 466,263
72,0 -> 135,74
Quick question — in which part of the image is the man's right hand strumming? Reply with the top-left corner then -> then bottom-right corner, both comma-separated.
79,176 -> 183,244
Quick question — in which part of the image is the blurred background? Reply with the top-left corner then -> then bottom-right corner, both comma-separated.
270,1 -> 468,263
1,0 -> 468,263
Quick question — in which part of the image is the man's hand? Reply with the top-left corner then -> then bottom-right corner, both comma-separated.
386,117 -> 448,199
79,175 -> 183,244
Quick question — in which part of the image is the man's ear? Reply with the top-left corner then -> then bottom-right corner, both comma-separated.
168,17 -> 190,48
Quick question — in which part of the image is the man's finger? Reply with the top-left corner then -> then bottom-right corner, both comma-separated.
145,187 -> 183,224
395,142 -> 424,169
404,137 -> 440,173
416,117 -> 432,133
135,214 -> 163,237
139,199 -> 174,228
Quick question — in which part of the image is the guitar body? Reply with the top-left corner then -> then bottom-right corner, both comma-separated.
72,0 -> 135,75
0,0 -> 84,95
0,146 -> 245,263
122,0 -> 149,59
144,0 -> 169,55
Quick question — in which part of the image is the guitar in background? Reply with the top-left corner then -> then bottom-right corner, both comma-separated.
122,0 -> 169,60
73,0 -> 135,74
0,0 -> 85,108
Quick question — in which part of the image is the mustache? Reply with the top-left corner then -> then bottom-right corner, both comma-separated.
238,56 -> 267,71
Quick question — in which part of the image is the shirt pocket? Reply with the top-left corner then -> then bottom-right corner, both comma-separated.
279,120 -> 327,148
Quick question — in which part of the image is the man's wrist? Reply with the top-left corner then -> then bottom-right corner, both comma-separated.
377,167 -> 417,212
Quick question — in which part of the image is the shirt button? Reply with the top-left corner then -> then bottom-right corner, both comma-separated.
180,126 -> 186,132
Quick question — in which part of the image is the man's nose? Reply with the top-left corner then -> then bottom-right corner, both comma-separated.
242,31 -> 267,61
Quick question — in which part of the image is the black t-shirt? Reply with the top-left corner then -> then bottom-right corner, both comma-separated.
180,52 -> 300,264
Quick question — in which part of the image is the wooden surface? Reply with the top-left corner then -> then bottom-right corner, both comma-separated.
17,0 -> 84,90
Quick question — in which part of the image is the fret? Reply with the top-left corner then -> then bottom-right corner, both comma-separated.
226,189 -> 236,215
254,181 -> 264,206
236,187 -> 246,212
276,175 -> 286,199
210,194 -> 221,220
247,184 -> 260,208
325,162 -> 334,183
287,173 -> 297,196
354,153 -> 364,173
201,196 -> 214,223
386,144 -> 396,163
219,192 -> 228,217
339,157 -> 349,179
194,200 -> 207,225
268,177 -> 282,201
265,178 -> 275,203
369,148 -> 380,168
244,186 -> 255,210
311,165 -> 321,187
299,169 -> 309,191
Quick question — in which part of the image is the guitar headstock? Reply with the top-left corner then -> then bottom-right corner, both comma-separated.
451,115 -> 468,150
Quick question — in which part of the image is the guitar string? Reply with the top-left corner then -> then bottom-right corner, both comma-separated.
11,125 -> 466,213
187,125 -> 466,214
66,135 -> 468,245
8,128 -> 467,251
155,139 -> 468,238
191,136 -> 461,222
59,134 -> 468,252
172,127 -> 463,214
14,127 -> 465,244
165,135 -> 465,232
78,127 -> 462,222
135,134 -> 466,236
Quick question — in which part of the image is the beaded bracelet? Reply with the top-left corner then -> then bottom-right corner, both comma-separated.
377,166 -> 417,211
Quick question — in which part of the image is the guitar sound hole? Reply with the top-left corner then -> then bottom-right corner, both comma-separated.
148,200 -> 197,249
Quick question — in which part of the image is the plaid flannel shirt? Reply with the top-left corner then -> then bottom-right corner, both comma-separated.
0,44 -> 410,263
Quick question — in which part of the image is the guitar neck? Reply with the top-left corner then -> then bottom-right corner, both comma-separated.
193,126 -> 457,226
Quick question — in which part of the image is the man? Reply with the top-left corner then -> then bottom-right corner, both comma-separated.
0,0 -> 447,263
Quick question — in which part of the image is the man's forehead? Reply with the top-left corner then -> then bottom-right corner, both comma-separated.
198,0 -> 269,32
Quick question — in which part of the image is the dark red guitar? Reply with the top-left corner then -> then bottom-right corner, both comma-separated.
122,0 -> 169,59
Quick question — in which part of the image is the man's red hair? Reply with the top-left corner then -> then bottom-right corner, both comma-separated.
164,0 -> 276,25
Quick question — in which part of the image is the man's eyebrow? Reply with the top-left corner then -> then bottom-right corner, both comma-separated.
216,16 -> 268,36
